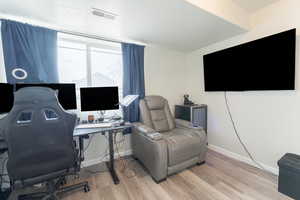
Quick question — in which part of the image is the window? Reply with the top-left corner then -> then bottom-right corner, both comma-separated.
57,40 -> 87,85
57,34 -> 123,117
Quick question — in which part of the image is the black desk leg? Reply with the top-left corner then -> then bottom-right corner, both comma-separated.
79,136 -> 84,162
106,131 -> 120,184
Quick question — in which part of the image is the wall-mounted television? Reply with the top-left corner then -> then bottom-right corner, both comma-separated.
203,29 -> 296,91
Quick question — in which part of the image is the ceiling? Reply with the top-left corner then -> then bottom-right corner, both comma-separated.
232,0 -> 280,13
0,0 -> 249,51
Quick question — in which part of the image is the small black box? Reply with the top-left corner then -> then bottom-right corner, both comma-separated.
278,153 -> 300,199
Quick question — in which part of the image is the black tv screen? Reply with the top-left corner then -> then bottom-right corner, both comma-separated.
15,83 -> 77,110
80,87 -> 119,111
203,29 -> 296,91
0,83 -> 14,114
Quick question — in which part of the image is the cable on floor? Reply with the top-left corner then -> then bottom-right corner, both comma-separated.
83,134 -> 96,153
114,133 -> 136,179
224,91 -> 268,172
83,133 -> 133,176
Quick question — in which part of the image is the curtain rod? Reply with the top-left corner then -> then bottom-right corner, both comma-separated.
0,18 -> 146,46
59,29 -> 122,44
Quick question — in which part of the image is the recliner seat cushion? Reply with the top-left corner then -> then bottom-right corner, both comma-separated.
164,128 -> 202,166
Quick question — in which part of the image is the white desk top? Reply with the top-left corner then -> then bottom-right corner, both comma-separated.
73,124 -> 132,137
76,122 -> 113,129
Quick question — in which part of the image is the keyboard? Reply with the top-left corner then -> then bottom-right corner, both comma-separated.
76,123 -> 113,129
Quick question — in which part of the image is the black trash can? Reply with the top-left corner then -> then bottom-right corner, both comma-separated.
278,153 -> 300,200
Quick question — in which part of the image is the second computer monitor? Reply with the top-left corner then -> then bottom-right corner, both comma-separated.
80,87 -> 119,111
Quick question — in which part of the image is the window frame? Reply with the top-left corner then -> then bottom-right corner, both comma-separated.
57,37 -> 123,87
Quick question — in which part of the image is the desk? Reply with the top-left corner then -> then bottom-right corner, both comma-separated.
0,124 -> 132,185
74,124 -> 131,185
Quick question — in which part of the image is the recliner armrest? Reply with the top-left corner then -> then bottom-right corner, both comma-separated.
132,123 -> 163,140
175,119 -> 207,141
133,122 -> 156,133
175,119 -> 204,131
131,124 -> 168,181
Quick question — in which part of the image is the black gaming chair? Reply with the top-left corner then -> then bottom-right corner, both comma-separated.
0,87 -> 89,200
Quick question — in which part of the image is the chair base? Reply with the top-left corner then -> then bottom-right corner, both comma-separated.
0,189 -> 11,199
152,177 -> 167,184
9,177 -> 89,200
153,161 -> 206,184
197,161 -> 206,166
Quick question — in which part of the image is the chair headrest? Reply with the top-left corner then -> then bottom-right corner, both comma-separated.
144,96 -> 167,110
14,87 -> 58,105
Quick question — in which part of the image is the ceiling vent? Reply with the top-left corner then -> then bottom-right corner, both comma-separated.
91,8 -> 117,20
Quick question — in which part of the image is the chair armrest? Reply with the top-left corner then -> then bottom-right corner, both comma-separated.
132,123 -> 163,140
133,122 -> 156,133
175,119 -> 204,129
131,125 -> 168,181
175,119 -> 206,136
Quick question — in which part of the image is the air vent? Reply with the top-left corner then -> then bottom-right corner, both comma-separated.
91,8 -> 117,20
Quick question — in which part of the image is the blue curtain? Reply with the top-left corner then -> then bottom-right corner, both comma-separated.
1,20 -> 58,83
122,43 -> 145,123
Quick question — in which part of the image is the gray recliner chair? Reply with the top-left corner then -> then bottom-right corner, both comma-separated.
132,95 -> 207,183
0,87 -> 89,200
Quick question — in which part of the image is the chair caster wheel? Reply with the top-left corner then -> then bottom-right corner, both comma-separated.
84,184 -> 90,193
197,161 -> 206,166
61,177 -> 67,185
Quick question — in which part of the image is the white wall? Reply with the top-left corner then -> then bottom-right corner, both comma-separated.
186,0 -> 300,173
145,45 -> 187,111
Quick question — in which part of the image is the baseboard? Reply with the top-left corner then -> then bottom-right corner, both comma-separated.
208,144 -> 279,175
81,149 -> 132,167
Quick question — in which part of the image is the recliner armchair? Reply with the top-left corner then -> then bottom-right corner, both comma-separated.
132,95 -> 207,183
0,87 -> 89,200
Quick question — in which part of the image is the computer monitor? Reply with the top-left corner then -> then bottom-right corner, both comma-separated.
15,83 -> 77,110
80,87 -> 119,111
0,83 -> 14,114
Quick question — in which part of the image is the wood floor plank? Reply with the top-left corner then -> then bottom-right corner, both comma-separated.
205,152 -> 290,200
180,170 -> 232,200
169,174 -> 212,200
160,178 -> 194,200
214,181 -> 254,200
192,161 -> 283,200
61,149 -> 292,200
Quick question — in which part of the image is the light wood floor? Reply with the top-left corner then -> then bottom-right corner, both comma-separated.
63,149 -> 292,200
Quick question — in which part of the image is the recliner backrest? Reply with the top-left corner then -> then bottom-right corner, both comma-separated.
139,96 -> 175,132
0,87 -> 77,181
